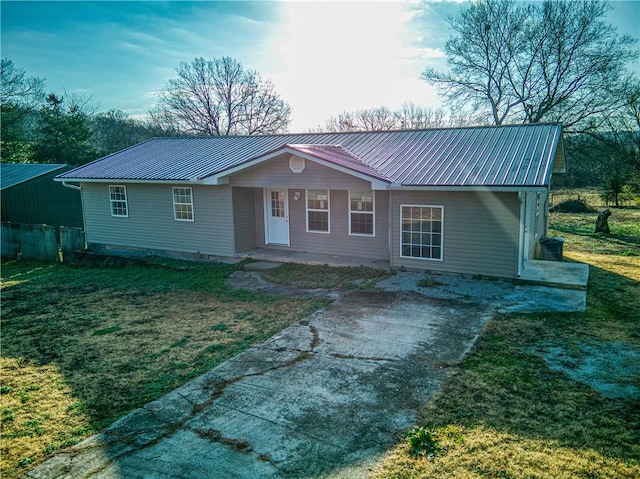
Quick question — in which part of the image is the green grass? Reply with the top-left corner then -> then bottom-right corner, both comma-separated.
261,263 -> 394,290
370,200 -> 640,478
0,256 -> 328,478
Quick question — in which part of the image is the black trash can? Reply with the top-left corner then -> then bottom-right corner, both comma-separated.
539,237 -> 564,261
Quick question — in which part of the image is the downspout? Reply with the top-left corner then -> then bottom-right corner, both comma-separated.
61,181 -> 87,250
388,189 -> 393,268
517,191 -> 525,277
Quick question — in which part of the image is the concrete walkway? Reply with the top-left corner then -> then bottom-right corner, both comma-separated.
28,292 -> 495,479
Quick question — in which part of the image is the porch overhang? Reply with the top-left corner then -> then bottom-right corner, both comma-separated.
201,144 -> 391,190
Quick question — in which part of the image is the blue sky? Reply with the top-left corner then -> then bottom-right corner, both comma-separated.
2,1 -> 639,131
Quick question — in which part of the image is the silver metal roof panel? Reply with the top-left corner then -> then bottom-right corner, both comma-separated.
57,124 -> 563,188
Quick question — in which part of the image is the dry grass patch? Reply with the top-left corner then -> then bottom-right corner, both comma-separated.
262,263 -> 394,290
0,257 -> 327,477
376,426 -> 639,479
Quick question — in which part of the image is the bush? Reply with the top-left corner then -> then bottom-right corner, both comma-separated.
550,196 -> 597,213
405,426 -> 445,458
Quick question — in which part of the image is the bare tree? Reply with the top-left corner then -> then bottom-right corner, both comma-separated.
394,103 -> 449,129
154,57 -> 290,136
422,0 -> 638,132
423,0 -> 531,125
320,103 -> 477,132
323,107 -> 395,132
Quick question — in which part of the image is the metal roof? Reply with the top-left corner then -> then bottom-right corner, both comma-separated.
57,124 -> 563,188
1,163 -> 68,190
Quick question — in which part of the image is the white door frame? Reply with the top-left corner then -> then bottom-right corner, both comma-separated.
264,188 -> 290,246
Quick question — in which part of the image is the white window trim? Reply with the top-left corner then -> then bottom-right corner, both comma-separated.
173,187 -> 194,222
399,204 -> 444,262
349,190 -> 375,237
305,189 -> 330,234
109,185 -> 128,218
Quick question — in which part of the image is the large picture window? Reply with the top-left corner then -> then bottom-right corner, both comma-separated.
173,187 -> 194,221
349,190 -> 374,236
306,189 -> 329,233
109,185 -> 128,217
400,205 -> 443,260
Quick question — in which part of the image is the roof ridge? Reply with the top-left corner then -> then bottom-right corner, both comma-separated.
150,122 -> 562,140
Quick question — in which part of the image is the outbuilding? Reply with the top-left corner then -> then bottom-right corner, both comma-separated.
1,163 -> 83,230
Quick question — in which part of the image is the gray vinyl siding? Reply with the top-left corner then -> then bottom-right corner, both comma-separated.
229,154 -> 375,191
255,189 -> 389,260
391,190 -> 520,278
232,187 -> 257,252
81,182 -> 235,256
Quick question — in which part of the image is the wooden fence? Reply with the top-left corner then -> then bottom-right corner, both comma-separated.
1,222 -> 85,262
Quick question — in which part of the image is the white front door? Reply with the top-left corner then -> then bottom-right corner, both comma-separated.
265,189 -> 289,245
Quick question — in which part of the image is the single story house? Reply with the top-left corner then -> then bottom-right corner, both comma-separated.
56,123 -> 565,279
1,163 -> 84,229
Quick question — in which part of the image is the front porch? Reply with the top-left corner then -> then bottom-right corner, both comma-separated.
236,247 -> 391,270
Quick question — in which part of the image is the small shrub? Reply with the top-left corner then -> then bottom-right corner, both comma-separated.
405,426 -> 445,458
551,196 -> 596,213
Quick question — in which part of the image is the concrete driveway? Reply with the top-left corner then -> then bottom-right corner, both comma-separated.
28,291 -> 495,479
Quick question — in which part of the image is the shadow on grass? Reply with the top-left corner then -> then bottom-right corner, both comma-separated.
0,257 -> 328,477
552,224 -> 639,250
417,264 -> 640,463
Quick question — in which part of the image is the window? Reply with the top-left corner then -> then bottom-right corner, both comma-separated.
349,191 -> 374,236
173,187 -> 194,221
271,191 -> 285,217
109,185 -> 128,217
400,205 -> 443,260
306,189 -> 329,233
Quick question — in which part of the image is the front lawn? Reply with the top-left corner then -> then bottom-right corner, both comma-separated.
0,256 -> 328,478
370,204 -> 640,478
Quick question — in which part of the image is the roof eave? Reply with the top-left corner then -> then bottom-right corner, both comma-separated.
54,177 -> 199,185
391,184 -> 549,192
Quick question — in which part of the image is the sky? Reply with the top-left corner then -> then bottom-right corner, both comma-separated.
2,0 -> 639,132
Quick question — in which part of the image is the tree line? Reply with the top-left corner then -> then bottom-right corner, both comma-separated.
1,0 -> 638,202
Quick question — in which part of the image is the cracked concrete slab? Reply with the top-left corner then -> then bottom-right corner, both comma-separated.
27,291 -> 494,479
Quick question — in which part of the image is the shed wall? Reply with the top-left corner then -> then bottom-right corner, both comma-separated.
81,182 -> 235,256
1,170 -> 83,229
390,190 -> 520,278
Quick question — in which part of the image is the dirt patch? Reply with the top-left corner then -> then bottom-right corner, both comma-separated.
532,340 -> 640,399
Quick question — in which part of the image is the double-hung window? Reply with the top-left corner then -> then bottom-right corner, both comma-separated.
306,189 -> 329,233
109,185 -> 128,217
349,191 -> 374,236
173,187 -> 194,221
400,205 -> 443,260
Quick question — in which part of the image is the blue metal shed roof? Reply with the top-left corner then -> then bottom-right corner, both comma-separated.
57,124 -> 563,188
1,163 -> 68,190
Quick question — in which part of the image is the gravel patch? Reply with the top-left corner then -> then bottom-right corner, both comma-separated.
376,271 -> 515,304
